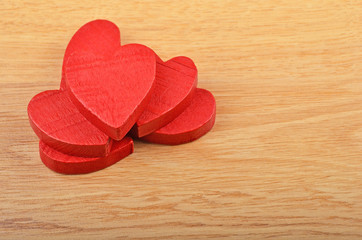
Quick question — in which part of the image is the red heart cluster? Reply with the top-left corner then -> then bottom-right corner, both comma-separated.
27,20 -> 216,174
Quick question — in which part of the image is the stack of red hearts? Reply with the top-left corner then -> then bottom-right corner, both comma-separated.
27,20 -> 216,174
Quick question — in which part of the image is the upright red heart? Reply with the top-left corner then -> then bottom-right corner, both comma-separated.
132,55 -> 198,137
65,44 -> 156,140
141,88 -> 216,145
40,137 -> 134,174
28,90 -> 111,157
60,19 -> 121,89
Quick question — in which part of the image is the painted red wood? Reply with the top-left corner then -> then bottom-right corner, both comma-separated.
39,137 -> 134,174
132,55 -> 198,137
65,44 -> 156,140
60,19 -> 120,89
28,90 -> 111,157
141,88 -> 216,145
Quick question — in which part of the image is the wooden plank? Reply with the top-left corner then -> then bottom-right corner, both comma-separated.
0,1 -> 361,239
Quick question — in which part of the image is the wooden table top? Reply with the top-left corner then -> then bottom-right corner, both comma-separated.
1,1 -> 361,239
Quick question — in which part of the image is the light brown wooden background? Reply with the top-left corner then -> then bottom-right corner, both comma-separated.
1,0 -> 361,239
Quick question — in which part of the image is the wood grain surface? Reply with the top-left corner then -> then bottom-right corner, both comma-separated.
1,1 -> 361,239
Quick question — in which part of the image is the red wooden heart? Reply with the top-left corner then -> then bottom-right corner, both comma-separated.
141,88 -> 216,145
132,55 -> 197,137
60,19 -> 120,89
39,137 -> 133,174
28,90 -> 111,157
65,44 -> 156,140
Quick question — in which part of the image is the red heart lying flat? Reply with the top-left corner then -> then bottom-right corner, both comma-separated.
60,19 -> 121,89
39,137 -> 133,174
65,44 -> 156,140
28,90 -> 111,157
132,55 -> 198,137
141,88 -> 216,145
